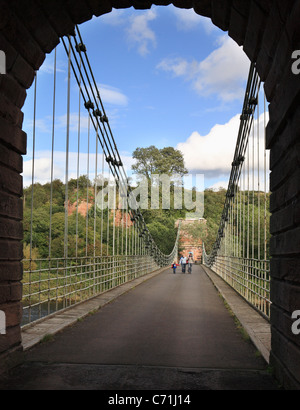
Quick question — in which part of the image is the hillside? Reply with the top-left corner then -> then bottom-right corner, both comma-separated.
22,177 -> 269,261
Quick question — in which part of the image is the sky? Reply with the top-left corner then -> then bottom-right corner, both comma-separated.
22,5 -> 266,191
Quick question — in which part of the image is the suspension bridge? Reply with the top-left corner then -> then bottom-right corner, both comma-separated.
0,0 -> 300,392
0,25 -> 277,391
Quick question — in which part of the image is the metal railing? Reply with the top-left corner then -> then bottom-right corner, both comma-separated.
21,27 -> 181,327
22,255 -> 159,326
209,255 -> 270,318
203,63 -> 271,319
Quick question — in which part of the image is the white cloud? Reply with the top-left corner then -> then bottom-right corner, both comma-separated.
170,6 -> 216,34
95,8 -> 126,26
209,181 -> 229,191
95,7 -> 214,57
97,84 -> 128,106
194,36 -> 250,101
157,35 -> 250,102
177,114 -> 240,177
176,111 -> 269,182
157,58 -> 189,77
39,58 -> 66,75
54,113 -> 90,132
126,10 -> 157,56
95,8 -> 157,56
23,150 -> 135,187
24,82 -> 128,135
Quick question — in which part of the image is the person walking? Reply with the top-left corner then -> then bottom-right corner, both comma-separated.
171,262 -> 178,274
188,253 -> 194,274
181,256 -> 187,273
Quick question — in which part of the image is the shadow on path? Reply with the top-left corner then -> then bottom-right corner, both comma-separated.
0,265 -> 280,390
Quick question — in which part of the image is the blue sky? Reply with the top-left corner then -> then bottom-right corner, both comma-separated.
22,5 -> 255,190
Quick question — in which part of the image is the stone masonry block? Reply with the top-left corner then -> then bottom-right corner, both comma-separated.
0,75 -> 27,109
256,3 -> 284,81
0,326 -> 21,354
0,240 -> 23,261
243,0 -> 267,62
36,0 -> 75,38
271,277 -> 300,313
84,0 -> 112,17
8,0 -> 60,54
253,0 -> 272,14
0,164 -> 23,197
0,302 -> 22,329
271,326 -> 300,385
270,143 -> 300,192
270,202 -> 295,235
231,0 -> 251,18
0,262 -> 23,282
171,0 -> 193,9
270,226 -> 300,257
0,282 -> 22,304
133,0 -> 156,10
264,30 -> 293,103
0,191 -> 23,220
271,304 -> 300,349
63,0 -> 94,24
111,0 -> 135,9
0,117 -> 26,155
228,6 -> 248,46
10,54 -> 36,90
275,0 -> 297,23
0,93 -> 23,129
193,0 -> 212,18
0,216 -> 22,241
211,0 -> 232,32
0,142 -> 23,174
0,31 -> 18,72
269,120 -> 292,170
270,194 -> 300,236
266,67 -> 300,149
1,10 -> 45,71
270,257 -> 300,284
256,47 -> 273,82
270,169 -> 300,213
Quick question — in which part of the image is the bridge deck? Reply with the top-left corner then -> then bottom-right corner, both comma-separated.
0,265 -> 279,390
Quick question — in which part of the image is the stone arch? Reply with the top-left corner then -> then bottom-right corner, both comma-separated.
0,0 -> 300,389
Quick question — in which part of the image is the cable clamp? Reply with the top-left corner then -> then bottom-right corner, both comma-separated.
75,43 -> 87,52
100,114 -> 109,123
84,100 -> 94,110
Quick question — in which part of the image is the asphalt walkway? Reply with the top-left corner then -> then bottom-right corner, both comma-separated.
0,265 -> 280,390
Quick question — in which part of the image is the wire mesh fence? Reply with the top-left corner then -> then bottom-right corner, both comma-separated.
210,256 -> 270,318
21,28 -> 180,327
203,63 -> 271,319
22,255 -> 159,326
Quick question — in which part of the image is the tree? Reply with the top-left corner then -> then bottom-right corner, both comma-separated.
147,214 -> 177,255
132,145 -> 188,180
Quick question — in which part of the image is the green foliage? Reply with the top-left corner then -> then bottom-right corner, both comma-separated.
203,189 -> 227,253
146,214 -> 177,255
132,145 -> 188,179
22,174 -> 270,263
